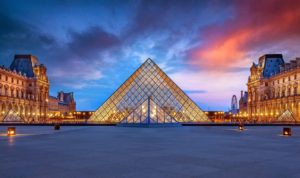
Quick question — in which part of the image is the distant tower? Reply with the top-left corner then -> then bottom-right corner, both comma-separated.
231,95 -> 238,114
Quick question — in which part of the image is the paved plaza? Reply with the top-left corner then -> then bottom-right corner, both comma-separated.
1,126 -> 300,178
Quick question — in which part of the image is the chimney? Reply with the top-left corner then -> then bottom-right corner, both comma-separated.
241,90 -> 243,99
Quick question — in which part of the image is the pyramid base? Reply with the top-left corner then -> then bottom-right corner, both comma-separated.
117,123 -> 182,128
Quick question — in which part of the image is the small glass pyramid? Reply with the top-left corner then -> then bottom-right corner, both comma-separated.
89,58 -> 209,124
2,110 -> 24,123
276,110 -> 296,123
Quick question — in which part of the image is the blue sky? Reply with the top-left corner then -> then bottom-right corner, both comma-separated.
1,0 -> 300,111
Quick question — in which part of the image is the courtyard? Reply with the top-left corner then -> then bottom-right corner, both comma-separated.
0,126 -> 300,178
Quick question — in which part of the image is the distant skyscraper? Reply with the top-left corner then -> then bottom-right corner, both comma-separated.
239,91 -> 248,115
231,95 -> 238,114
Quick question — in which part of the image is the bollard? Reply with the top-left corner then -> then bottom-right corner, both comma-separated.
283,127 -> 291,136
239,124 -> 244,131
7,127 -> 16,136
54,124 -> 60,130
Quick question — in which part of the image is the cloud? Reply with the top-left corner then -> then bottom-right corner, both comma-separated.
0,13 -> 56,63
184,90 -> 207,94
0,13 -> 119,90
1,0 -> 299,111
45,26 -> 122,89
67,26 -> 120,58
170,69 -> 248,110
188,0 -> 300,71
127,0 -> 230,35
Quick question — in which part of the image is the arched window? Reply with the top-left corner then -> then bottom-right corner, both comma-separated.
282,89 -> 285,97
5,87 -> 8,96
288,87 -> 291,96
12,88 -> 15,97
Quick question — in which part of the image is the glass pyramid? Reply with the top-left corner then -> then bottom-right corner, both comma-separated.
89,58 -> 209,124
120,96 -> 179,124
276,110 -> 296,123
2,110 -> 25,123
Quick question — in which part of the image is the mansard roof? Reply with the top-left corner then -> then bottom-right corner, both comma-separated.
9,54 -> 40,77
58,92 -> 75,104
261,54 -> 283,59
259,54 -> 285,78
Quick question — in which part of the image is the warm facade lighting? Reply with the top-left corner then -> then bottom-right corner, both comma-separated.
7,127 -> 16,136
283,127 -> 291,136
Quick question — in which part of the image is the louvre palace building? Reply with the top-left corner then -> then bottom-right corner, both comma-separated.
0,55 -> 76,123
245,54 -> 300,123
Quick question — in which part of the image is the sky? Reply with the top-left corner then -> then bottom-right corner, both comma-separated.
0,0 -> 300,111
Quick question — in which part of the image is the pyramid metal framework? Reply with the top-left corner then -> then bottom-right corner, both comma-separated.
1,110 -> 25,123
90,58 -> 209,123
119,96 -> 179,124
276,110 -> 297,123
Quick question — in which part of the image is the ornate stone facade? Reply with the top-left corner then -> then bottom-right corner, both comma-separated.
246,54 -> 300,122
48,91 -> 76,118
0,55 -> 49,123
0,54 -> 76,123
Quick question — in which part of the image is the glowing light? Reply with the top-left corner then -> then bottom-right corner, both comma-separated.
239,124 -> 244,131
283,127 -> 291,136
7,127 -> 16,136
